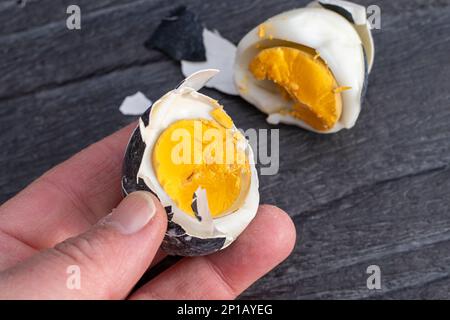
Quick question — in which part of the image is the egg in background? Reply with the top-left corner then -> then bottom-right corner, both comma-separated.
234,0 -> 374,133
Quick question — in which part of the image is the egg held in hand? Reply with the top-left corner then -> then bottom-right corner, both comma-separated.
122,70 -> 259,256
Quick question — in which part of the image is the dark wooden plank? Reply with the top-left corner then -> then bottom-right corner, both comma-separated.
0,0 -> 449,299
377,275 -> 450,300
241,168 -> 450,299
0,0 -> 293,100
0,0 -> 136,36
0,60 -> 181,201
1,0 -> 449,100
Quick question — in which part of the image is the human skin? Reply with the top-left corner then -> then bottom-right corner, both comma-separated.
0,123 -> 296,299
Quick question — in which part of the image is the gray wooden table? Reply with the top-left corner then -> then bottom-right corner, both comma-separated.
1,0 -> 449,299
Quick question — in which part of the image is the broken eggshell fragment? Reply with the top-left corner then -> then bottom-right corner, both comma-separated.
145,7 -> 239,95
145,6 -> 206,62
122,70 -> 259,256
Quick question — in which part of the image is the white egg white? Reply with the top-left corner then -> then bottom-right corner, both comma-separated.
308,0 -> 375,72
234,4 -> 373,133
137,70 -> 259,248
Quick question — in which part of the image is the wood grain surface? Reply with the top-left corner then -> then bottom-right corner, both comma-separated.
0,0 -> 449,299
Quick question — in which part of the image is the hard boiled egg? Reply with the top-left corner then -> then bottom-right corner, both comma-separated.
122,70 -> 259,256
234,0 -> 374,133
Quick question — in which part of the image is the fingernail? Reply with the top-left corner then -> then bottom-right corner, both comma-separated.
101,191 -> 156,235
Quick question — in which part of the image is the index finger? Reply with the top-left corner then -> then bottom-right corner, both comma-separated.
0,123 -> 136,250
130,205 -> 297,300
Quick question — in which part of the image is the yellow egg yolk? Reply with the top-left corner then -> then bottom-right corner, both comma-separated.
210,107 -> 234,129
152,114 -> 250,219
249,46 -> 347,131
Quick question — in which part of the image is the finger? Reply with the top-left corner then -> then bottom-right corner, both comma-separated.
0,123 -> 136,250
0,231 -> 36,271
149,250 -> 167,269
130,205 -> 296,300
0,192 -> 167,300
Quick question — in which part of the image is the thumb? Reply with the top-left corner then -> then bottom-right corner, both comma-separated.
0,191 -> 167,300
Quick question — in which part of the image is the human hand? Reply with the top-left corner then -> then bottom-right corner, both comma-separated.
0,124 -> 296,299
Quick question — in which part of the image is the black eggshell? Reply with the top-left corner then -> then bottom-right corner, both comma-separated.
121,108 -> 152,196
319,1 -> 355,23
162,221 -> 226,256
361,45 -> 369,105
145,6 -> 206,62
